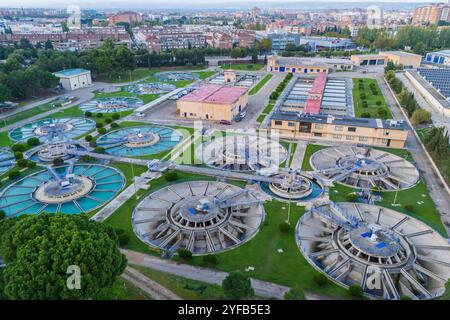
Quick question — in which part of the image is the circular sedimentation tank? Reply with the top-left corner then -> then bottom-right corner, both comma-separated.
8,117 -> 96,142
133,181 -> 264,255
155,71 -> 199,82
197,135 -> 288,172
0,147 -> 15,174
26,141 -> 88,163
266,171 -> 324,201
96,125 -> 183,157
0,163 -> 125,216
123,82 -> 176,95
79,97 -> 144,113
310,145 -> 420,191
296,202 -> 450,300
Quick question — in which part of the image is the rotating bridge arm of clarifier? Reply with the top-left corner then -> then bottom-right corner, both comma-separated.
45,165 -> 61,182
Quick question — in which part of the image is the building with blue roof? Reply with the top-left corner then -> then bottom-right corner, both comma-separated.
53,68 -> 92,91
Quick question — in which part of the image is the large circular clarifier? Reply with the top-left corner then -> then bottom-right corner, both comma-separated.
197,135 -> 288,172
96,126 -> 183,157
123,82 -> 176,95
133,181 -> 264,255
0,163 -> 125,217
8,117 -> 96,142
79,97 -> 144,113
296,202 -> 450,300
310,146 -> 420,191
155,72 -> 199,82
0,147 -> 15,174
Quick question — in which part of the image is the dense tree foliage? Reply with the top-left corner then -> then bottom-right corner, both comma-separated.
422,126 -> 450,185
222,271 -> 254,300
0,214 -> 126,299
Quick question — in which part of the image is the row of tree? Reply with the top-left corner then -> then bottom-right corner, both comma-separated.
422,126 -> 450,185
355,26 -> 450,55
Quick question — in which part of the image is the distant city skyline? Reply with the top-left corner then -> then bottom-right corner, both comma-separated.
0,0 -> 447,9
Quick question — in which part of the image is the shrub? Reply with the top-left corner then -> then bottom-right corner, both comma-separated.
27,160 -> 36,169
115,228 -> 130,246
404,204 -> 414,212
11,144 -> 25,152
53,157 -> 64,166
270,91 -> 279,100
96,112 -> 103,118
0,210 -> 5,220
8,169 -> 20,180
348,285 -> 364,299
97,127 -> 107,134
376,100 -> 382,106
27,137 -> 40,147
111,113 -> 120,120
14,151 -> 23,160
80,155 -> 92,162
202,255 -> 218,266
361,112 -> 371,118
85,135 -> 93,142
163,171 -> 178,182
278,222 -> 291,233
359,92 -> 366,100
95,122 -> 104,128
411,109 -> 432,125
222,272 -> 254,300
17,158 -> 28,167
110,122 -> 119,128
346,193 -> 358,202
400,295 -> 412,300
105,118 -> 112,124
85,111 -> 92,117
94,147 -> 106,154
313,273 -> 328,287
377,107 -> 388,118
178,248 -> 193,260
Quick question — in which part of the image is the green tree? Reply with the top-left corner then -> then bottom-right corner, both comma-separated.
222,271 -> 254,300
411,109 -> 432,125
284,286 -> 306,300
26,137 -> 40,147
440,280 -> 450,300
0,84 -> 11,102
0,214 -> 127,299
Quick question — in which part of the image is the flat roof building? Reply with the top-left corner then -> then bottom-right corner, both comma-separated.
267,56 -> 354,74
270,111 -> 408,148
425,50 -> 450,66
177,85 -> 248,122
351,51 -> 422,69
53,68 -> 92,91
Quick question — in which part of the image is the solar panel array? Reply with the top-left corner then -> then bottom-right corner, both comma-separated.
417,68 -> 450,99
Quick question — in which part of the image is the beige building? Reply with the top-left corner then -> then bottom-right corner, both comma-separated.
53,68 -> 92,91
177,85 -> 248,122
413,4 -> 450,25
351,51 -> 422,69
270,112 -> 408,148
267,56 -> 355,74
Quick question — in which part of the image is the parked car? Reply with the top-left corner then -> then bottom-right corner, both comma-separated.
136,112 -> 146,117
219,120 -> 232,125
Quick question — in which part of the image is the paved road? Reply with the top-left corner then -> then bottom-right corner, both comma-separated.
122,266 -> 181,300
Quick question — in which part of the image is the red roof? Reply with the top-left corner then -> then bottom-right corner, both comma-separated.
180,85 -> 247,104
304,72 -> 327,114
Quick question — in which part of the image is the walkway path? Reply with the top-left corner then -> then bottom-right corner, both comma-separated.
122,266 -> 181,300
122,249 -> 289,300
290,140 -> 308,170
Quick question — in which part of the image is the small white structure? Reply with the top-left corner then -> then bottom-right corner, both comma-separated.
54,68 -> 92,91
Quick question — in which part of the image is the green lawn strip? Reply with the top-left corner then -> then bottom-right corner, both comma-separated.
256,114 -> 266,123
94,277 -> 152,300
262,100 -> 276,114
301,143 -> 329,171
329,181 -> 447,236
109,162 -> 147,187
0,131 -> 13,147
0,100 -> 58,129
249,74 -> 273,95
289,143 -> 298,167
181,201 -> 349,298
131,264 -> 225,300
219,63 -> 264,71
352,78 -> 392,119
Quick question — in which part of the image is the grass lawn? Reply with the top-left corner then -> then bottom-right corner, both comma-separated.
0,131 -> 13,147
256,114 -> 266,123
249,74 -> 273,95
132,264 -> 225,299
183,201 -> 350,298
301,143 -> 329,171
329,181 -> 447,236
219,63 -> 264,71
95,277 -> 151,300
0,100 -> 58,129
256,100 -> 276,124
353,78 -> 392,119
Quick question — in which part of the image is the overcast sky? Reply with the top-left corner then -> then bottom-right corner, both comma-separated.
0,0 -> 447,8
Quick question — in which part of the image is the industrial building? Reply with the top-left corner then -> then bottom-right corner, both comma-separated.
405,68 -> 450,116
208,70 -> 261,88
53,68 -> 92,91
299,36 -> 356,52
267,56 -> 354,74
270,112 -> 409,148
425,50 -> 450,67
281,74 -> 353,116
176,84 -> 248,122
351,51 -> 423,69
